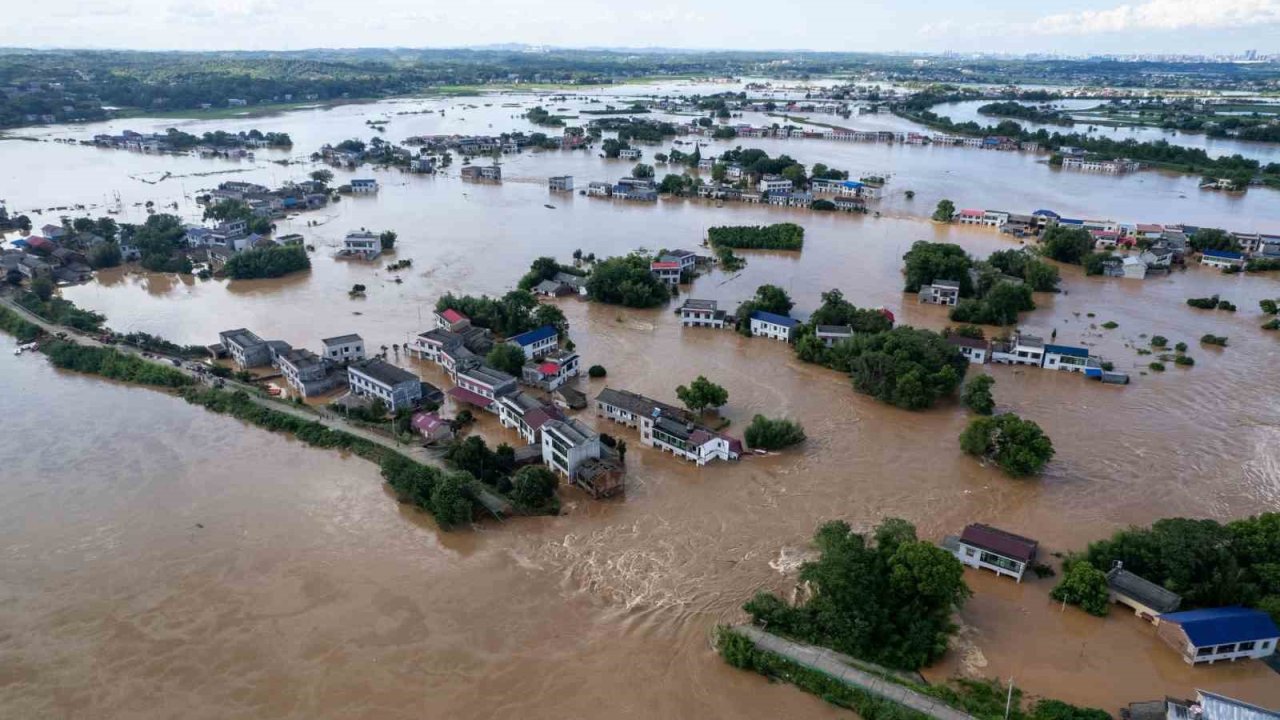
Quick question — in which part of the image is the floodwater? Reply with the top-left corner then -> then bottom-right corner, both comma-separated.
3,87 -> 1280,718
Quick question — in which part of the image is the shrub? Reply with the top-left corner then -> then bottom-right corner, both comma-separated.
1174,355 -> 1195,366
1050,561 -> 1111,616
223,244 -> 311,279
959,413 -> 1054,477
961,375 -> 996,415
1150,335 -> 1168,347
1175,341 -> 1188,352
743,415 -> 807,450
707,223 -> 804,250
587,364 -> 607,378
1101,321 -> 1118,329
1200,334 -> 1228,347
841,327 -> 968,410
1148,362 -> 1166,371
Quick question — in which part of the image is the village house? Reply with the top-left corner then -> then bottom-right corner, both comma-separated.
548,175 -> 574,192
944,523 -> 1039,583
1156,607 -> 1279,666
497,391 -> 565,443
411,411 -> 453,445
749,310 -> 798,342
553,386 -> 588,410
321,334 -> 365,364
1139,690 -> 1280,720
1105,562 -> 1181,622
956,209 -> 986,225
663,249 -> 699,274
1043,344 -> 1097,373
276,348 -> 344,398
1141,247 -> 1174,269
439,344 -> 480,380
1000,213 -> 1035,236
918,279 -> 961,306
1200,249 -> 1246,270
450,364 -> 518,412
594,388 -> 742,466
618,148 -> 642,160
650,259 -> 682,285
815,325 -> 854,347
992,333 -> 1045,367
678,299 -> 727,328
521,349 -> 580,391
506,325 -> 559,359
1062,157 -> 1141,173
983,210 -> 1010,227
540,417 -> 604,482
341,231 -> 381,260
350,178 -> 378,194
347,359 -> 422,411
409,328 -> 462,363
758,174 -> 793,194
219,328 -> 274,369
587,182 -> 613,197
946,335 -> 990,364
1121,256 -> 1149,280
461,165 -> 502,181
833,197 -> 865,212
410,157 -> 436,173
434,308 -> 471,333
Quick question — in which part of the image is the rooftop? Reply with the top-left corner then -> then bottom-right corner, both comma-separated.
1203,249 -> 1245,260
1044,343 -> 1089,358
596,387 -> 689,422
543,417 -> 597,446
508,325 -> 558,347
350,358 -> 418,387
322,333 -> 362,346
220,328 -> 265,348
816,325 -> 854,335
749,310 -> 798,328
1105,565 -> 1181,614
439,308 -> 468,324
679,298 -> 718,312
946,335 -> 990,350
459,364 -> 517,388
1160,607 -> 1280,647
958,524 -> 1039,563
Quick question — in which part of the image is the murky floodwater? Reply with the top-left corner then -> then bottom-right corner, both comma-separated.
3,86 -> 1280,717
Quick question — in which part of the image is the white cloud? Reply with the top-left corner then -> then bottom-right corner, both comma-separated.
1027,0 -> 1280,34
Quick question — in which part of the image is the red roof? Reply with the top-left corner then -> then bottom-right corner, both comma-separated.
959,209 -> 983,217
650,261 -> 680,270
537,361 -> 560,375
440,309 -> 467,324
877,307 -> 895,325
447,386 -> 492,408
411,412 -> 446,434
959,524 -> 1038,563
26,236 -> 54,250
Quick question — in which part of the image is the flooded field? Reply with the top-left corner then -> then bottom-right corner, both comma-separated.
3,85 -> 1280,718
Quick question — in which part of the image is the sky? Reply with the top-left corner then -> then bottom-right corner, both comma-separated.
11,0 -> 1280,55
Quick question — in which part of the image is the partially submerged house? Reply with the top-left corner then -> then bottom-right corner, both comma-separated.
347,359 -> 422,411
506,325 -> 559,359
1156,607 -> 1279,666
946,335 -> 990,364
748,310 -> 798,342
944,523 -> 1039,582
677,299 -> 726,328
918,279 -> 961,306
1105,562 -> 1181,622
594,387 -> 741,466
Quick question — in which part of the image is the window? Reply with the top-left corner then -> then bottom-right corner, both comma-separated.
1238,641 -> 1255,652
1196,647 -> 1214,657
1215,644 -> 1236,654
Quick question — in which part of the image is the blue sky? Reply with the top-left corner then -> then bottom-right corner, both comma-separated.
13,0 -> 1279,54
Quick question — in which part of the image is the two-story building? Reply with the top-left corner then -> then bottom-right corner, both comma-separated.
749,310 -> 798,342
506,325 -> 559,359
548,175 -> 574,192
350,178 -> 378,194
992,333 -> 1045,367
449,364 -> 518,412
650,260 -> 682,285
276,348 -> 344,398
541,418 -> 603,481
1043,344 -> 1095,373
321,334 -> 365,364
342,231 -> 380,259
521,349 -> 580,391
946,335 -> 990,364
434,308 -> 471,332
815,325 -> 854,347
758,175 -> 793,194
919,280 -> 961,306
594,387 -> 742,466
944,523 -> 1039,583
409,328 -> 462,363
1201,249 -> 1246,270
347,359 -> 422,411
497,391 -> 564,443
219,328 -> 272,369
677,299 -> 726,328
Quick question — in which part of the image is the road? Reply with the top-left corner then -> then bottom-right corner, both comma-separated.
1,292 -> 513,517
729,626 -> 977,720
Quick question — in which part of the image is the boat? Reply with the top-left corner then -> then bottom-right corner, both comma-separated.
544,204 -> 556,209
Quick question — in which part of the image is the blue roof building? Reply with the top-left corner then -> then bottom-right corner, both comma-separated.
1157,607 -> 1279,665
748,310 -> 798,342
1043,344 -> 1096,373
506,325 -> 559,359
1203,249 -> 1245,260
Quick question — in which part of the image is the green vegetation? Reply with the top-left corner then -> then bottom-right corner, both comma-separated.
951,283 -> 1035,326
0,305 -> 44,343
978,101 -> 1073,126
122,214 -> 193,274
525,106 -> 566,127
734,284 -> 794,336
1174,355 -> 1195,366
1246,258 -> 1280,272
842,327 -> 968,410
1148,361 -> 1166,372
961,375 -> 995,415
223,244 -> 311,279
16,291 -> 105,332
444,435 -> 516,490
1151,335 -> 1168,347
1065,514 -> 1280,622
1260,300 -> 1279,315
1186,295 -> 1229,310
707,223 -> 804,251
587,364 -> 607,378
486,343 -> 527,376
202,199 -> 272,235
116,331 -> 208,359
1049,561 -> 1111,616
743,415 -> 806,450
508,466 -> 560,513
985,249 -> 1060,292
902,241 -> 973,295
1039,226 -> 1094,265
436,289 -> 565,336
584,255 -> 671,308
1200,334 -> 1229,346
675,375 -> 728,413
931,199 -> 955,222
1101,321 -> 1119,329
1263,319 -> 1280,331
42,341 -> 192,388
379,230 -> 397,251
516,256 -> 585,291
743,518 -> 970,671
1188,228 -> 1240,253
959,413 -> 1054,477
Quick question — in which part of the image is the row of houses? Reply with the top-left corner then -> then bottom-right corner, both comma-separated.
585,176 -> 657,201
88,129 -> 263,158
944,523 -> 1279,669
594,387 -> 742,466
2,232 -> 94,285
675,120 -> 1041,156
943,330 -> 1129,384
461,165 -> 502,182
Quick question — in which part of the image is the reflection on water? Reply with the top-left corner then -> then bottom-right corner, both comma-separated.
3,84 -> 1280,717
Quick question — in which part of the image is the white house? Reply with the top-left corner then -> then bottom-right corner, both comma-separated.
749,310 -> 798,342
541,418 -> 602,480
1200,249 -> 1246,270
321,334 -> 365,364
946,335 -> 990,364
758,174 -> 793,194
1042,344 -> 1094,373
618,148 -> 642,160
1156,607 -> 1279,665
815,325 -> 854,347
650,260 -> 682,285
992,333 -> 1045,367
678,299 -> 726,328
350,178 -> 378,194
521,349 -> 580,391
451,364 -> 518,412
409,328 -> 461,363
347,359 -> 422,411
506,325 -> 559,359
945,523 -> 1039,583
919,280 -> 961,306
342,231 -> 380,259
1122,256 -> 1149,280
548,175 -> 574,192
497,391 -> 563,443
594,387 -> 742,466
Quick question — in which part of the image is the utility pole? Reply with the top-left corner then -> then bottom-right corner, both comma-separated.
1004,677 -> 1015,720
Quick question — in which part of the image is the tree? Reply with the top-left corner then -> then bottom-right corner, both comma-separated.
430,471 -> 474,528
932,199 -> 956,222
486,343 -> 527,376
533,303 -> 568,335
223,245 -> 310,279
743,518 -> 970,671
1050,561 -> 1112,616
1188,228 -> 1239,253
631,162 -> 654,179
841,327 -> 968,410
902,241 -> 974,295
87,242 -> 122,269
959,413 -> 1054,477
379,230 -> 397,250
751,284 -> 793,315
961,375 -> 995,415
1040,226 -> 1094,265
744,415 -> 806,450
30,276 -> 54,301
711,162 -> 727,183
676,375 -> 728,413
588,364 -> 607,378
585,255 -> 671,308
509,466 -> 559,510
309,169 -> 334,185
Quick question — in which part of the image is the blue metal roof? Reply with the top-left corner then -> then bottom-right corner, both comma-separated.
1059,218 -> 1084,225
1033,209 -> 1060,218
750,310 -> 798,328
508,325 -> 558,346
1045,344 -> 1088,358
1160,607 -> 1280,647
1203,249 -> 1245,260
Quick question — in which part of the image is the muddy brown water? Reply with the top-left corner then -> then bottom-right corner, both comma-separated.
3,87 -> 1280,717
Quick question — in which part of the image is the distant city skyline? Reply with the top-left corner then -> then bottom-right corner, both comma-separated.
10,0 -> 1280,55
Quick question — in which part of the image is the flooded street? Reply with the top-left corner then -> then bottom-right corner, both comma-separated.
3,85 -> 1280,717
